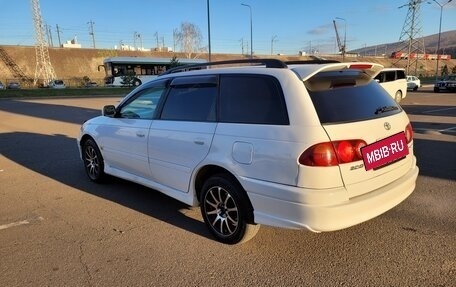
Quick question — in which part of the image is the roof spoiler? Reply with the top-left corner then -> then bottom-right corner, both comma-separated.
296,62 -> 385,81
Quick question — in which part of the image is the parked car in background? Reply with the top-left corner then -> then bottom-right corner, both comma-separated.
84,81 -> 98,88
78,59 -> 418,244
0,81 -> 5,89
406,75 -> 421,91
49,79 -> 66,89
434,74 -> 456,93
375,68 -> 407,103
7,81 -> 21,89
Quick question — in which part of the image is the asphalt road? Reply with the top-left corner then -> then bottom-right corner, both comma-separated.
0,89 -> 455,287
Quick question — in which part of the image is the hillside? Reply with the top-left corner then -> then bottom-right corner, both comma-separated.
350,30 -> 456,58
1,44 -> 455,88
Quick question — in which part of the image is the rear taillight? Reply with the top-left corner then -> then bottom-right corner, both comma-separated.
405,122 -> 413,143
349,64 -> 372,70
299,140 -> 367,167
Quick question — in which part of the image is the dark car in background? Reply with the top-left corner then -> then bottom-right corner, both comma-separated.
434,74 -> 456,93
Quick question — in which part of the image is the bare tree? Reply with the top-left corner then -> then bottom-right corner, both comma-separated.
175,22 -> 205,58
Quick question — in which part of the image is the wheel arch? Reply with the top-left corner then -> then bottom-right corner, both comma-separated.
194,165 -> 255,223
79,134 -> 95,148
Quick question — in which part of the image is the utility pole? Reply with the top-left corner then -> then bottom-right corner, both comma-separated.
45,24 -> 53,47
56,24 -> 62,47
173,29 -> 177,52
133,31 -> 138,50
154,32 -> 159,50
239,38 -> 244,55
88,20 -> 96,49
138,33 -> 143,51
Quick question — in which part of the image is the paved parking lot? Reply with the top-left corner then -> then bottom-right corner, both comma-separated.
0,90 -> 455,286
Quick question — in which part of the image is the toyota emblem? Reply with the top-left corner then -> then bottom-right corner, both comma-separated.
384,122 -> 391,130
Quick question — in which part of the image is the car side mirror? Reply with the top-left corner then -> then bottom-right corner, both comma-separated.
374,79 -> 380,83
103,105 -> 117,117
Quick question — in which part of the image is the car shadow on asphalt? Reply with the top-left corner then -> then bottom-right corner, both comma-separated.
0,131 -> 213,241
412,137 -> 456,181
0,99 -> 103,125
401,104 -> 456,117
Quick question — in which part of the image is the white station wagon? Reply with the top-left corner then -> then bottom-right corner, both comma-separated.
77,59 -> 419,244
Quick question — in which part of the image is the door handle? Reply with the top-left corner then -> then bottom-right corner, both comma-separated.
136,132 -> 145,138
194,140 -> 204,145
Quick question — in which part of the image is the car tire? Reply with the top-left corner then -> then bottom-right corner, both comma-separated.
200,174 -> 259,244
394,90 -> 402,103
133,79 -> 142,86
413,86 -> 418,91
82,139 -> 105,183
434,87 -> 440,93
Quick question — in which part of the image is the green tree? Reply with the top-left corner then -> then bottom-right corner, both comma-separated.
441,64 -> 449,76
169,56 -> 181,68
82,76 -> 91,86
120,71 -> 136,87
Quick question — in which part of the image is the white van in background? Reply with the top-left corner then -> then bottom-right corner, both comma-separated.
375,68 -> 407,103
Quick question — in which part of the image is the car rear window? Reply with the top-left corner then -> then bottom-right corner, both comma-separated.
306,71 -> 402,124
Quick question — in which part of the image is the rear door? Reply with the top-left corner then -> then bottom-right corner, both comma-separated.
148,75 -> 218,192
307,71 -> 414,199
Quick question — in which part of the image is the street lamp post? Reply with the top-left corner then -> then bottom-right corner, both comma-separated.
432,0 -> 452,81
207,0 -> 212,62
336,17 -> 346,61
271,35 -> 277,55
241,3 -> 253,58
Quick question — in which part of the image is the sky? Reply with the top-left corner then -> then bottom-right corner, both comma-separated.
0,0 -> 455,55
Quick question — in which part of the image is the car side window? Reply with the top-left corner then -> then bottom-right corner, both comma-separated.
384,71 -> 396,82
119,81 -> 167,120
160,76 -> 217,122
219,74 -> 289,125
374,72 -> 385,83
396,70 -> 406,79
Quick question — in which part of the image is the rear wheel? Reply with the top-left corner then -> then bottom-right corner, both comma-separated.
394,90 -> 402,103
82,139 -> 105,182
200,174 -> 259,244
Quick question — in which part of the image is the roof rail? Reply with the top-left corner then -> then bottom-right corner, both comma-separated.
160,58 -> 288,76
285,60 -> 340,65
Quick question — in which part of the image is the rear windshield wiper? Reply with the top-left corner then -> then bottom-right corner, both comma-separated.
375,106 -> 399,115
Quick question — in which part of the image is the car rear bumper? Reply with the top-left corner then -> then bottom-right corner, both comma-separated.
244,157 -> 418,232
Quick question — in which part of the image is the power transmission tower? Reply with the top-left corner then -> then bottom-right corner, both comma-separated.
396,0 -> 427,75
31,0 -> 56,86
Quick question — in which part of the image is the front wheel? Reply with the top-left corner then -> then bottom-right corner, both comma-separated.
200,174 -> 259,244
133,79 -> 142,86
82,139 -> 105,182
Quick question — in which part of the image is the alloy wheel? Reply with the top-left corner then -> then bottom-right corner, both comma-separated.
203,186 -> 239,237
